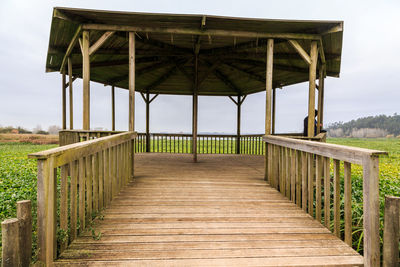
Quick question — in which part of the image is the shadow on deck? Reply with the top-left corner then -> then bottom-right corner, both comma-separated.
55,153 -> 362,266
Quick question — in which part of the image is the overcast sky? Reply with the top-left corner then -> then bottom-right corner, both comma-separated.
0,0 -> 399,134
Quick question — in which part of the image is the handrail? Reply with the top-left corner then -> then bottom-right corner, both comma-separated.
263,135 -> 387,267
263,135 -> 386,165
29,131 -> 137,265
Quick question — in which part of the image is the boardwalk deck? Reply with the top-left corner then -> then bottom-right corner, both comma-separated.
55,153 -> 363,266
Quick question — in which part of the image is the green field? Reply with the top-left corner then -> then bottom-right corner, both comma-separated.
0,139 -> 399,258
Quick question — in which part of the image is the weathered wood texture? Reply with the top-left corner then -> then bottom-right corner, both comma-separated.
382,196 -> 400,267
29,132 -> 137,266
55,153 -> 362,266
263,135 -> 387,267
47,8 -> 344,96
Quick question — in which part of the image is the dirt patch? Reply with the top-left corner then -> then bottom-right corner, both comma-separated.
0,133 -> 59,144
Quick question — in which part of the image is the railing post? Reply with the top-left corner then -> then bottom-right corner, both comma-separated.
17,200 -> 32,267
362,155 -> 380,267
36,158 -> 57,265
1,218 -> 19,267
383,196 -> 400,267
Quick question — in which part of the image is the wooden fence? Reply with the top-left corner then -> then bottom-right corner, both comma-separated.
383,196 -> 400,267
263,135 -> 387,267
28,131 -> 137,265
59,130 -> 123,146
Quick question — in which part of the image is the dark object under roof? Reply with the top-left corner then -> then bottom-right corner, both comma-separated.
46,7 -> 343,96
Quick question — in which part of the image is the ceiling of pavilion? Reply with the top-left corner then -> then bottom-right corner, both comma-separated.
46,7 -> 343,96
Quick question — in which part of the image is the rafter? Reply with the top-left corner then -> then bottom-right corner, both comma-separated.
197,60 -> 221,88
89,31 -> 115,56
222,62 -> 265,84
59,25 -> 82,72
135,33 -> 193,54
213,67 -> 242,95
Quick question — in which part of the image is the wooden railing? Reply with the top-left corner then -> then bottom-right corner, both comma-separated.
60,130 -> 325,155
263,135 -> 387,267
59,130 -> 123,146
28,131 -> 137,265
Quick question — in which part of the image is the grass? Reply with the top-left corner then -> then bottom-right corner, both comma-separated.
0,138 -> 398,260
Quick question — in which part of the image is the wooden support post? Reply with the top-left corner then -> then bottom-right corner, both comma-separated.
265,39 -> 274,135
272,88 -> 276,134
1,218 -> 19,267
62,70 -> 67,130
192,54 -> 199,162
111,86 -> 115,131
82,30 -> 90,130
129,32 -> 135,131
383,196 -> 400,267
317,64 -> 325,134
307,41 -> 318,137
265,39 -> 273,180
362,155 -> 380,267
17,200 -> 32,267
146,92 -> 150,152
236,95 -> 241,154
68,57 -> 74,129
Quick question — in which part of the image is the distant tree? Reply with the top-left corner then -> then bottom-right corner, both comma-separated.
48,125 -> 61,135
17,126 -> 32,134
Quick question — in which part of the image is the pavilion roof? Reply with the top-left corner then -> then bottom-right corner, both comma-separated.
46,7 -> 343,96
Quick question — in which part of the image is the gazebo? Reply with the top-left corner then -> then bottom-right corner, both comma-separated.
20,7 -> 386,267
47,7 -> 343,161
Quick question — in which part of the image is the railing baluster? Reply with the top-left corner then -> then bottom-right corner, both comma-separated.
285,148 -> 290,197
296,150 -> 301,207
290,149 -> 296,202
70,160 -> 78,242
60,164 -> 68,252
301,152 -> 307,211
86,155 -> 92,223
308,153 -> 314,217
333,159 -> 341,237
78,157 -> 85,233
344,161 -> 352,246
98,151 -> 104,211
324,157 -> 331,229
93,153 -> 99,215
316,155 -> 323,222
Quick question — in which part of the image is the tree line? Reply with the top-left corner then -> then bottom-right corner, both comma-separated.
327,114 -> 400,138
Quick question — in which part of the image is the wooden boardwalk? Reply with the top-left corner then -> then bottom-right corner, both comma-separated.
56,153 -> 363,266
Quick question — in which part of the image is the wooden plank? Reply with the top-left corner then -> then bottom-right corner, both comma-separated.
60,164 -> 68,252
308,153 -> 314,217
82,30 -> 90,130
93,153 -> 99,214
324,157 -> 331,230
70,160 -> 78,242
78,158 -> 85,233
16,200 -> 32,267
111,86 -> 115,131
301,152 -> 307,211
315,155 -> 322,222
295,150 -> 301,207
288,39 -> 311,65
129,32 -> 135,131
362,156 -> 380,267
307,41 -> 318,137
89,31 -> 115,56
263,135 -> 387,165
272,88 -> 276,134
290,149 -> 295,202
1,218 -> 19,266
265,39 -> 273,135
333,159 -> 340,237
344,161 -> 352,246
82,24 -> 322,40
86,155 -> 93,224
383,196 -> 400,267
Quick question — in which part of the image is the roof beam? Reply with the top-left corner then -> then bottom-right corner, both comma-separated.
288,40 -> 311,65
89,31 -> 115,56
223,62 -> 265,83
135,33 -> 193,54
59,25 -> 82,72
82,24 -> 321,40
